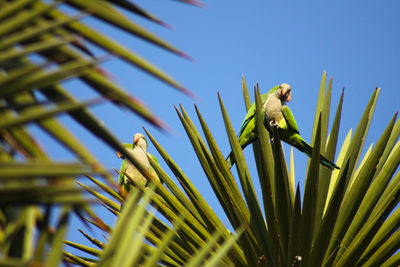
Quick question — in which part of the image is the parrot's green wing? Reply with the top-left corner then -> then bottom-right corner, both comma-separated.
227,85 -> 281,168
148,153 -> 159,164
118,143 -> 133,190
118,159 -> 127,186
238,85 -> 280,137
280,105 -> 300,134
237,109 -> 255,138
122,143 -> 133,149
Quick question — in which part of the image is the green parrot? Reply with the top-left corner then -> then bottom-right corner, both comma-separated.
225,84 -> 287,167
264,88 -> 339,170
116,133 -> 160,192
226,83 -> 339,170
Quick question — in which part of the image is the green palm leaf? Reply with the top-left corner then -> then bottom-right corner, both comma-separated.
0,1 -> 197,265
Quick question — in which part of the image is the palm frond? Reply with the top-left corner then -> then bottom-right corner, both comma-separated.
0,0 -> 196,265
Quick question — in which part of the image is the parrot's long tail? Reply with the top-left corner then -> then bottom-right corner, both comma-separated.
299,140 -> 340,170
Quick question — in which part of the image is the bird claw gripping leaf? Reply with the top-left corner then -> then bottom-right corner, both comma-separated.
269,120 -> 279,129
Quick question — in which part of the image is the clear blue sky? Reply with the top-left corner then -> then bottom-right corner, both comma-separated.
59,1 -> 400,249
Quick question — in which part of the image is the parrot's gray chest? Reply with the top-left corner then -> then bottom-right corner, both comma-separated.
125,147 -> 149,186
264,95 -> 284,124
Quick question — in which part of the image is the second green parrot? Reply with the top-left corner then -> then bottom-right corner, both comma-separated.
117,133 -> 160,193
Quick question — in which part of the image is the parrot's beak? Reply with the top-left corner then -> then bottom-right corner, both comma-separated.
116,151 -> 122,158
133,135 -> 139,144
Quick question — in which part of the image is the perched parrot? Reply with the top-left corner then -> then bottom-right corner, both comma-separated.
226,83 -> 339,170
225,84 -> 288,167
264,89 -> 339,170
116,133 -> 160,192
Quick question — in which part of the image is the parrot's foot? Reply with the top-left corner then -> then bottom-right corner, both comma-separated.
269,120 -> 279,128
269,120 -> 279,143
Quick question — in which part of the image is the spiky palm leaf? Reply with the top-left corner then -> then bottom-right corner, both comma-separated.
0,0 -> 198,265
71,72 -> 400,266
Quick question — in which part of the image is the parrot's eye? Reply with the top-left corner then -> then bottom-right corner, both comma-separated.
282,89 -> 291,100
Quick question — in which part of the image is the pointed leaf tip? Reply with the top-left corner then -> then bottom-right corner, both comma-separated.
173,104 -> 180,114
147,116 -> 171,132
177,51 -> 195,62
156,19 -> 173,30
185,0 -> 206,8
179,85 -> 197,100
